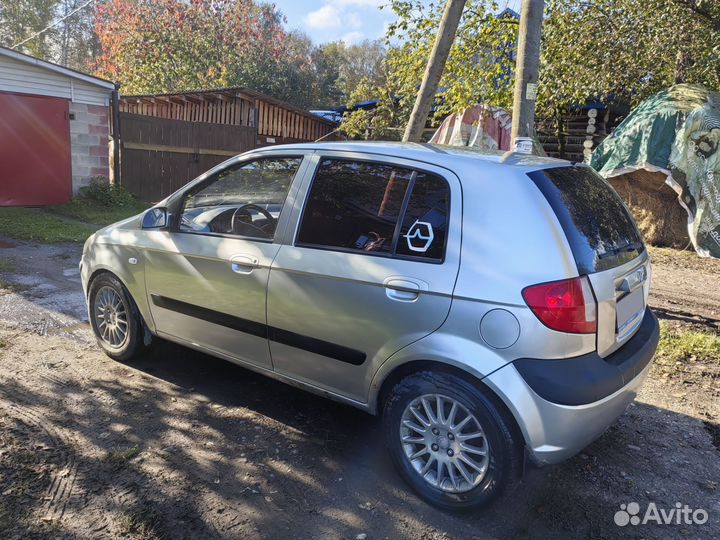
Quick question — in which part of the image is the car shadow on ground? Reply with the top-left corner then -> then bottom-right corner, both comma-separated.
2,334 -> 717,540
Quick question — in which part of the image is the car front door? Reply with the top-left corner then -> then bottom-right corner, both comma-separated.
143,154 -> 308,369
266,153 -> 462,403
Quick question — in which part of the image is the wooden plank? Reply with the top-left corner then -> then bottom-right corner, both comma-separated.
123,142 -> 242,156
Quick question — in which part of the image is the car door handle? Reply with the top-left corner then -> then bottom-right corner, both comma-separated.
384,278 -> 422,302
230,255 -> 259,274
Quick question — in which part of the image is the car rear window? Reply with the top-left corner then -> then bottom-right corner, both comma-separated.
528,166 -> 645,274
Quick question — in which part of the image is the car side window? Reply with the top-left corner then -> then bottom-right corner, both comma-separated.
179,157 -> 301,240
296,158 -> 450,261
395,172 -> 449,260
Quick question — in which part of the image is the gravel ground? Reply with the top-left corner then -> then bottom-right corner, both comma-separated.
0,237 -> 718,540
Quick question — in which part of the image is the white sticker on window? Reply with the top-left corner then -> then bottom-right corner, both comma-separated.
404,220 -> 435,253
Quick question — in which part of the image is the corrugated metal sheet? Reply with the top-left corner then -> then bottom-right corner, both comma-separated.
0,55 -> 110,106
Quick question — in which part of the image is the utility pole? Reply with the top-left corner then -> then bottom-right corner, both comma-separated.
403,0 -> 467,143
510,0 -> 544,151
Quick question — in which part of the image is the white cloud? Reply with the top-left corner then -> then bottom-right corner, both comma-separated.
305,4 -> 342,30
346,12 -> 363,29
341,31 -> 365,44
300,0 -> 392,42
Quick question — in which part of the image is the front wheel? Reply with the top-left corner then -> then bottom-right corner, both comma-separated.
88,273 -> 147,361
382,371 -> 521,512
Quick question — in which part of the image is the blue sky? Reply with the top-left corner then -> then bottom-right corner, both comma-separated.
272,0 -> 393,44
272,0 -> 521,45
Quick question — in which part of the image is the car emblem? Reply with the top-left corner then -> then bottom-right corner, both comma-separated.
404,220 -> 435,253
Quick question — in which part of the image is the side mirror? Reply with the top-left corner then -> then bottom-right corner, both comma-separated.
142,207 -> 168,229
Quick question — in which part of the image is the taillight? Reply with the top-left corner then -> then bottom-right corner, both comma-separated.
522,276 -> 597,334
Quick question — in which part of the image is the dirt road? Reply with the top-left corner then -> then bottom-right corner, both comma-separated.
0,239 -> 718,540
647,247 -> 720,330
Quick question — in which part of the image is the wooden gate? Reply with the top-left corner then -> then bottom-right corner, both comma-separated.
120,113 -> 257,202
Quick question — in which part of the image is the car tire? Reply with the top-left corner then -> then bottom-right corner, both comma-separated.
88,273 -> 148,362
382,370 -> 521,512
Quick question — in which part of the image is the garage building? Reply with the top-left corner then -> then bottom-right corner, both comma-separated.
0,46 -> 116,206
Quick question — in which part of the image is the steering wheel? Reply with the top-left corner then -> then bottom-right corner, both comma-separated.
230,204 -> 276,238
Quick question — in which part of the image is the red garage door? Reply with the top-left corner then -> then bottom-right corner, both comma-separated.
0,92 -> 71,206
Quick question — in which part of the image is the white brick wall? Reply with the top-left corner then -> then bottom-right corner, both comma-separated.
69,102 -> 110,193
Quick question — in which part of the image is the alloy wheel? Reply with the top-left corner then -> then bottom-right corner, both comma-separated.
94,286 -> 128,348
399,393 -> 490,493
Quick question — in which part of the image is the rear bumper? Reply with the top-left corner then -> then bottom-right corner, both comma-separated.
514,308 -> 659,406
484,308 -> 659,465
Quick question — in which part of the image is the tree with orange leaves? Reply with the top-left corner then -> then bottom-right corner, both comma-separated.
93,0 -> 317,107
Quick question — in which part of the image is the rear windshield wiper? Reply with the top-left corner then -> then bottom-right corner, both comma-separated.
598,241 -> 644,259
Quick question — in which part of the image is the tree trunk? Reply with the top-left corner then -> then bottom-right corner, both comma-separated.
510,0 -> 545,146
402,0 -> 468,143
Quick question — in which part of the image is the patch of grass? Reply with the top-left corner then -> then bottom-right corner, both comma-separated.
48,194 -> 147,227
0,277 -> 32,294
0,181 -> 148,244
656,321 -> 720,367
0,259 -> 15,272
0,207 -> 95,243
108,445 -> 140,463
0,338 -> 7,349
116,508 -> 163,540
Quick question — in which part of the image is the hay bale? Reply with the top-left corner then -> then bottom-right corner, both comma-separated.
608,170 -> 690,248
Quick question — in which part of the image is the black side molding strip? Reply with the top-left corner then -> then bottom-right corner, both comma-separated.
151,294 -> 267,338
150,294 -> 367,366
269,327 -> 366,366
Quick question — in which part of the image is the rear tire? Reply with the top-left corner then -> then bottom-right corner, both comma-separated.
88,273 -> 147,361
382,370 -> 521,512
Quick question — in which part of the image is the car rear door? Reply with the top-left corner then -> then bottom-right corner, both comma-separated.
266,152 -> 462,403
143,154 -> 309,369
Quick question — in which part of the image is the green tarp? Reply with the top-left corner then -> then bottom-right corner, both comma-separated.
591,84 -> 720,258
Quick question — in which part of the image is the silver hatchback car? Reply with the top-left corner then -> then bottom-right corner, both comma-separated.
81,142 -> 659,511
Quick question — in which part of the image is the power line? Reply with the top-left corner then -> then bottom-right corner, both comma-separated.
11,0 -> 99,49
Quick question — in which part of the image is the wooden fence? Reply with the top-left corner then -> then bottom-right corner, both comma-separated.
119,87 -> 336,146
119,113 -> 256,202
118,88 -> 338,201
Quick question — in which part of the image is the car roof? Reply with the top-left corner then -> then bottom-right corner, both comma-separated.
257,141 -> 574,173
